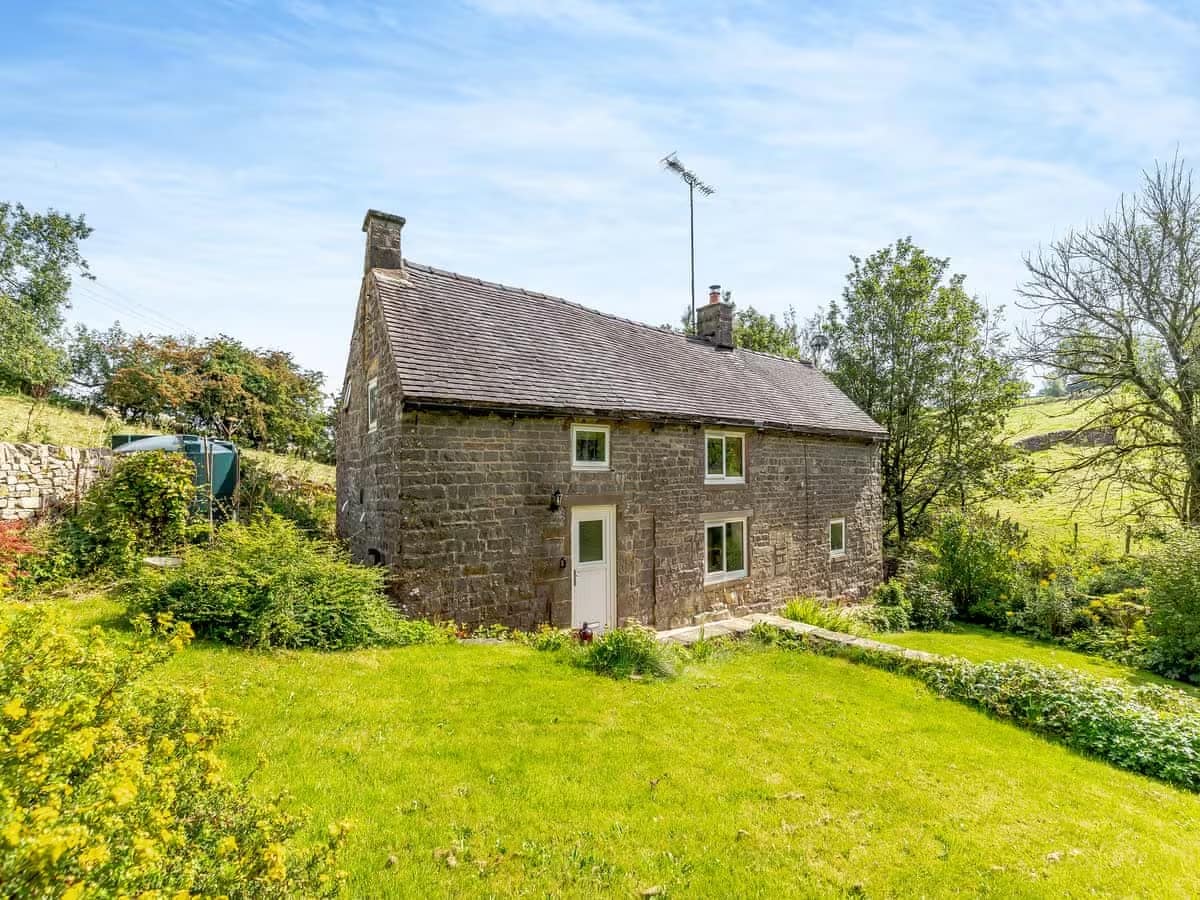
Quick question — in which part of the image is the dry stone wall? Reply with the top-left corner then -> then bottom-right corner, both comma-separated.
0,442 -> 111,520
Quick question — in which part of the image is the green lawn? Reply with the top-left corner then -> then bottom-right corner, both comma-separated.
51,597 -> 1200,898
883,624 -> 1197,695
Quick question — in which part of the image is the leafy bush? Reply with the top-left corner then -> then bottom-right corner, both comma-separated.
237,458 -> 335,537
0,604 -> 345,896
1146,532 -> 1200,682
1017,577 -> 1077,639
859,580 -> 912,631
581,624 -> 675,679
0,521 -> 36,596
903,578 -> 955,630
781,597 -> 869,635
126,514 -> 407,650
61,450 -> 197,575
919,514 -> 1026,626
512,624 -> 573,652
1078,555 -> 1148,596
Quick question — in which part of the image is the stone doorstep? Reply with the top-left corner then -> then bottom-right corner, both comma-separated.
657,611 -> 939,665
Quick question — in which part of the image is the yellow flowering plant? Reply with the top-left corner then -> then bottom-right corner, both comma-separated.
0,605 -> 347,897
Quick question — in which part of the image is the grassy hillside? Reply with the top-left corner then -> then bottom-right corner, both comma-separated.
995,397 -> 1163,554
0,392 -> 335,486
48,595 -> 1200,897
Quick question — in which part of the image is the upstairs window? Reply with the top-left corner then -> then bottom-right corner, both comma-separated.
829,518 -> 846,558
705,431 -> 745,483
705,517 -> 747,583
572,424 -> 610,470
367,377 -> 380,432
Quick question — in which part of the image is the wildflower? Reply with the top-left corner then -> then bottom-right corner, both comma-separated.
3,698 -> 26,720
111,780 -> 137,805
2,820 -> 20,846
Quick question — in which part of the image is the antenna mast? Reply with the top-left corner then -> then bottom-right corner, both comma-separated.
660,152 -> 715,333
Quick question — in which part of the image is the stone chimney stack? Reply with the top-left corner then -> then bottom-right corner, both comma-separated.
697,283 -> 734,349
362,209 -> 406,273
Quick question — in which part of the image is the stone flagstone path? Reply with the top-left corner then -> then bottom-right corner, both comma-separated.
657,613 -> 938,663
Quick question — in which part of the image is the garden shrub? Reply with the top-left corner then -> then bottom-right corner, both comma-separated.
1146,532 -> 1200,683
860,580 -> 912,631
0,604 -> 345,896
1078,555 -> 1148,596
125,514 -> 407,650
512,624 -> 573,652
0,521 -> 37,597
903,578 -> 955,630
581,623 -> 675,679
61,450 -> 197,575
781,597 -> 869,635
1016,576 -> 1077,639
237,458 -> 336,537
920,514 -> 1026,626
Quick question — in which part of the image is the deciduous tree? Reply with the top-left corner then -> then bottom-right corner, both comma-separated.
1020,156 -> 1200,525
818,238 -> 1025,545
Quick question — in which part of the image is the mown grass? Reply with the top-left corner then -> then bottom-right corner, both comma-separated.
883,623 -> 1198,696
41,595 -> 1200,897
0,392 -> 335,485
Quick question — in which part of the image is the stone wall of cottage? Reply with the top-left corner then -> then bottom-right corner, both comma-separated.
0,442 -> 111,520
336,278 -> 884,629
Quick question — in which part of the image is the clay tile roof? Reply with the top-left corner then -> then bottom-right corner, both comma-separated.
373,263 -> 886,440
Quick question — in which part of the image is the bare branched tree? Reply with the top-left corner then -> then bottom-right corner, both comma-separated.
1020,154 -> 1200,526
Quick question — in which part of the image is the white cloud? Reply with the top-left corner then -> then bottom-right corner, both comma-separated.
3,0 -> 1199,384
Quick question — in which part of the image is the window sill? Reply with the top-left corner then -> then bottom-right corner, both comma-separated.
704,477 -> 746,486
829,551 -> 847,560
704,570 -> 748,586
572,463 -> 611,472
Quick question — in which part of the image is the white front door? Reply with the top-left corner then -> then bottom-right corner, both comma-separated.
571,504 -> 616,632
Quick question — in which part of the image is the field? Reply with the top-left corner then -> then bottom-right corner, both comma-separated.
993,398 -> 1159,554
0,391 -> 335,485
46,596 -> 1200,897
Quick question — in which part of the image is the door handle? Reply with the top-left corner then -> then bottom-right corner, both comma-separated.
573,568 -> 578,586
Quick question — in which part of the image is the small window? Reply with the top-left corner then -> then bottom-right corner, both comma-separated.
342,380 -> 352,412
367,377 -> 380,432
704,517 -> 747,583
830,518 -> 846,558
571,424 -> 610,470
705,431 -> 745,483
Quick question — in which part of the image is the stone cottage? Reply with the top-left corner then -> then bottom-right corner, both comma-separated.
337,210 -> 886,631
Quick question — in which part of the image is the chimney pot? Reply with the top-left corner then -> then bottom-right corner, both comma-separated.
362,209 -> 406,274
696,285 -> 734,350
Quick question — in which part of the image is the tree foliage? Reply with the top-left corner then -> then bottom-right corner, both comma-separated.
0,203 -> 91,392
818,238 -> 1026,544
1020,155 -> 1200,525
69,331 -> 332,459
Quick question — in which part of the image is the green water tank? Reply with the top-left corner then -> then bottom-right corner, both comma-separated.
110,434 -> 239,515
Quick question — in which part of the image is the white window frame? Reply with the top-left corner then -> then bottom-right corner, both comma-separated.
829,517 -> 847,558
704,430 -> 746,484
367,377 -> 380,433
342,379 -> 352,412
704,515 -> 748,584
571,423 -> 611,471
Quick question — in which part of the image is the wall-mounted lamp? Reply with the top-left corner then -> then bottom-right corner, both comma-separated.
549,488 -> 562,511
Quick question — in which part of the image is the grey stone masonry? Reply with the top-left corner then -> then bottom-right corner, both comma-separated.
337,279 -> 884,629
0,442 -> 111,520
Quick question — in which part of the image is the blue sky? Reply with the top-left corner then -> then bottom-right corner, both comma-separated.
4,0 -> 1200,386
